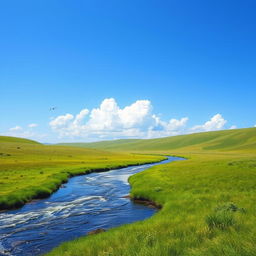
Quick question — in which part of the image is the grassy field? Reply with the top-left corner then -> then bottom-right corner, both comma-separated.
47,127 -> 256,256
0,136 -> 165,210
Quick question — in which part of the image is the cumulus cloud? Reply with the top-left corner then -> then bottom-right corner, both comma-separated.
9,126 -> 22,131
50,113 -> 74,130
190,114 -> 227,133
86,99 -> 152,131
49,98 -> 188,140
147,115 -> 188,138
49,99 -> 230,141
28,123 -> 38,128
74,109 -> 89,126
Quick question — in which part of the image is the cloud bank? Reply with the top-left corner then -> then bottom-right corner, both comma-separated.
4,124 -> 45,140
49,98 -> 228,141
9,126 -> 22,131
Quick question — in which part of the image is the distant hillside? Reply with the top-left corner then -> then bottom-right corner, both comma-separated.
59,139 -> 140,149
58,127 -> 256,152
0,136 -> 41,144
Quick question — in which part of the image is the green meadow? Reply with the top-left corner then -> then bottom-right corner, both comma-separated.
0,136 -> 165,210
46,127 -> 256,256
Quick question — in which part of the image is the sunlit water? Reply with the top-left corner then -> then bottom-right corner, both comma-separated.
0,156 -> 183,256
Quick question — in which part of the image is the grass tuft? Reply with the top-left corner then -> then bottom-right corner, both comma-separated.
206,210 -> 235,230
205,202 -> 246,230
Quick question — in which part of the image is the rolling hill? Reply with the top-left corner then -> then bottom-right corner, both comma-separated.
0,135 -> 41,144
58,127 -> 256,153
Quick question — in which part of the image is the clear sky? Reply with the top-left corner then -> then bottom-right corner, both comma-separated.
0,0 -> 255,142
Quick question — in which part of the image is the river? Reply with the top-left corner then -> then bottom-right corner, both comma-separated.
0,156 -> 183,256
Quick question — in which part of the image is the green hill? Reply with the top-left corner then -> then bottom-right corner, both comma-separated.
58,127 -> 256,153
0,135 -> 41,144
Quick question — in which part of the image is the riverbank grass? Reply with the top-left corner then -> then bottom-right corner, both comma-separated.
0,136 -> 165,210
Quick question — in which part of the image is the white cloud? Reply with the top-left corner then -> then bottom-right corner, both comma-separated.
4,128 -> 46,141
49,98 -> 189,140
28,123 -> 38,128
74,109 -> 89,126
147,115 -> 188,138
9,126 -> 22,131
49,113 -> 74,130
229,125 -> 237,129
191,114 -> 227,133
86,99 -> 152,131
49,99 -> 230,141
5,124 -> 44,141
119,100 -> 152,128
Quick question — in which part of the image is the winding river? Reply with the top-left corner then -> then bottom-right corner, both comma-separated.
0,156 -> 183,256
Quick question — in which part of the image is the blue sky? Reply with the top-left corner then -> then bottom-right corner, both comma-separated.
0,0 -> 255,142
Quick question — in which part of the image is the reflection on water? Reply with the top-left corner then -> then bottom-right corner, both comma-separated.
0,156 -> 183,256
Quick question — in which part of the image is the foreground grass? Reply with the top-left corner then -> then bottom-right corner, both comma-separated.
47,128 -> 256,256
0,136 -> 165,210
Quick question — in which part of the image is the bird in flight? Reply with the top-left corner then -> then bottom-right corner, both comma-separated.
49,107 -> 57,111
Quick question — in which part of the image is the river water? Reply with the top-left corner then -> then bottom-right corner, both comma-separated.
0,156 -> 183,256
